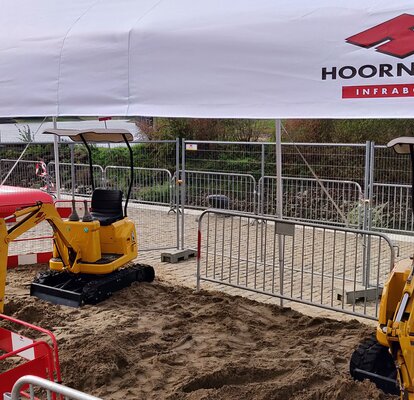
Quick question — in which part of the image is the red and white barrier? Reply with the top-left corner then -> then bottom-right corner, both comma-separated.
0,313 -> 62,397
7,252 -> 53,268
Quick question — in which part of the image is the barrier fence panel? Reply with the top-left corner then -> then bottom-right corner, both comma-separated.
197,210 -> 395,320
182,140 -> 369,220
281,142 -> 368,182
97,140 -> 180,251
371,183 -> 413,234
259,176 -> 363,227
0,158 -> 55,192
183,141 -> 264,175
184,170 -> 257,213
105,165 -> 178,250
369,144 -> 414,260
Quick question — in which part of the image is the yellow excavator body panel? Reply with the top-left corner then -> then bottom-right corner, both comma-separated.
99,218 -> 137,256
51,220 -> 102,264
49,217 -> 138,275
376,258 -> 411,347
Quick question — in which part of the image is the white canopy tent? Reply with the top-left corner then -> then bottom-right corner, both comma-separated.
1,0 -> 413,119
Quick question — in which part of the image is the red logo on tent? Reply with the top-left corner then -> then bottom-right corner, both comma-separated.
346,13 -> 414,59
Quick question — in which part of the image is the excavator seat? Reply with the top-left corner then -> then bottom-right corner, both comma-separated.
90,188 -> 124,226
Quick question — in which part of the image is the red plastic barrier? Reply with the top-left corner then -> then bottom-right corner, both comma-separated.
0,186 -> 53,218
0,314 -> 62,398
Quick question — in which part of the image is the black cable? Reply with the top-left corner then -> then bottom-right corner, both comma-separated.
123,134 -> 134,217
80,134 -> 95,191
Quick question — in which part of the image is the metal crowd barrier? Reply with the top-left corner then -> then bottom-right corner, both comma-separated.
105,166 -> 173,205
183,170 -> 257,213
0,159 -> 40,188
47,162 -> 104,195
9,375 -> 102,400
372,183 -> 414,234
196,209 -> 395,320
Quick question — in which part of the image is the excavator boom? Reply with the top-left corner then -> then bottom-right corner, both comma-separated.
0,202 -> 80,312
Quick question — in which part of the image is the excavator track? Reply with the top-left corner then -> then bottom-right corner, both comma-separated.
30,264 -> 155,307
350,336 -> 399,395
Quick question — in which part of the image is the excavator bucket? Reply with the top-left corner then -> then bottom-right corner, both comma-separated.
30,264 -> 155,307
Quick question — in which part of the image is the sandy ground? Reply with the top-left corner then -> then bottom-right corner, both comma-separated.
2,264 -> 398,400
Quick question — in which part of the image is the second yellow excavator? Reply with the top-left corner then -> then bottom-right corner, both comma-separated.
350,137 -> 414,399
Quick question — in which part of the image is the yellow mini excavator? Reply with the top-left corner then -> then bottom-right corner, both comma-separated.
350,137 -> 414,399
0,129 -> 154,311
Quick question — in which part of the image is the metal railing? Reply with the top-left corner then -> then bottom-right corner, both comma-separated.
9,375 -> 102,400
105,166 -> 173,206
372,183 -> 414,234
47,162 -> 105,196
197,210 -> 395,320
0,159 -> 42,188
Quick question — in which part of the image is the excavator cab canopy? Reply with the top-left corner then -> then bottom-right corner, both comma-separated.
43,128 -> 135,216
387,137 -> 414,154
43,128 -> 134,143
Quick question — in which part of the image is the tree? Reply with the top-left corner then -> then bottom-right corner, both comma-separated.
135,117 -> 271,141
16,124 -> 34,143
283,119 -> 414,144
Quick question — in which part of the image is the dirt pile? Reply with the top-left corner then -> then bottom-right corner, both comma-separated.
3,265 -> 397,400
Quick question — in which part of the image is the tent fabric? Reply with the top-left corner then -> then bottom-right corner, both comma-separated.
1,0 -> 413,119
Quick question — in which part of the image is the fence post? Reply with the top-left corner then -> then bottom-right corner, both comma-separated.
70,143 -> 75,197
52,117 -> 61,200
181,138 -> 186,250
259,143 -> 265,216
275,120 -> 283,219
362,141 -> 375,286
362,141 -> 370,286
176,137 -> 180,249
275,120 -> 284,306
103,160 -> 107,188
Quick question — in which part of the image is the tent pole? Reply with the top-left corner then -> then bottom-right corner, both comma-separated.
275,119 -> 283,218
53,117 -> 61,200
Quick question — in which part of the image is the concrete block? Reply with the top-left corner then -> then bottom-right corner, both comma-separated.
335,285 -> 383,304
161,248 -> 197,264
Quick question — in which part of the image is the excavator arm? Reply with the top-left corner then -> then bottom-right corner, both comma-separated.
0,202 -> 82,312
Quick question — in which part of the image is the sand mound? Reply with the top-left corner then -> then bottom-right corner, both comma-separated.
3,265 -> 397,399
